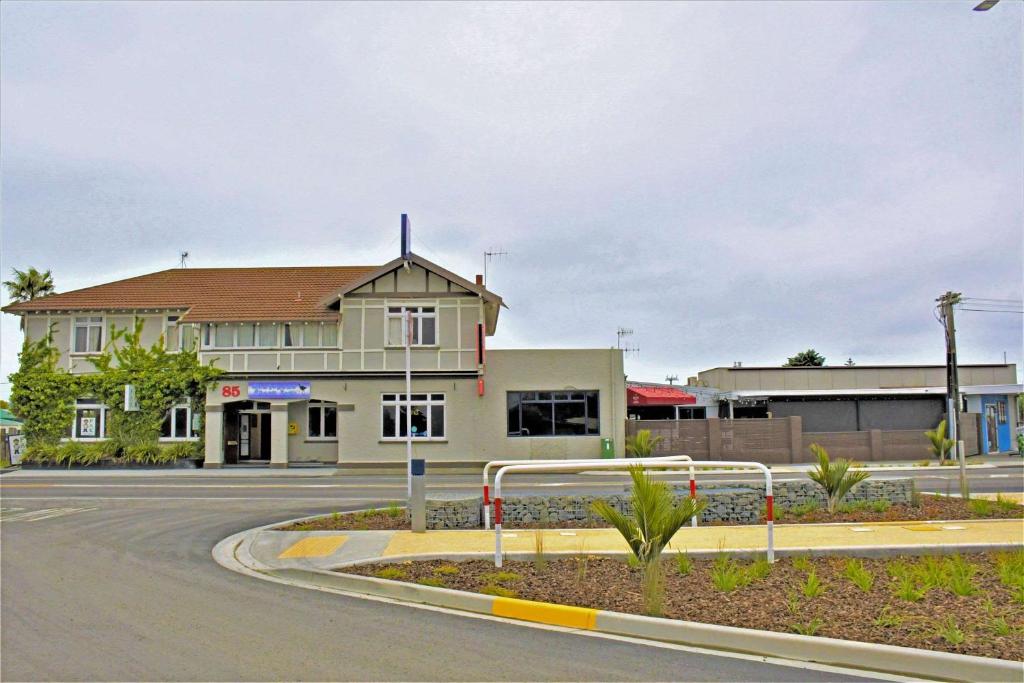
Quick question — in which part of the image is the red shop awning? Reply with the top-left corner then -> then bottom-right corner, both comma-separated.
627,386 -> 697,406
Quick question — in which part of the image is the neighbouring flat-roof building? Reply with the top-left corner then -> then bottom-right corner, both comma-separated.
688,364 -> 1021,453
3,246 -> 626,469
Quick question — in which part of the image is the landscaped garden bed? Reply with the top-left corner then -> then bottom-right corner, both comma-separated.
279,504 -> 408,531
342,551 -> 1024,661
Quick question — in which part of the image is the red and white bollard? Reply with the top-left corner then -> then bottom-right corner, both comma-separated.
494,497 -> 504,568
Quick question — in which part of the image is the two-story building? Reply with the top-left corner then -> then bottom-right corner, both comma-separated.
3,252 -> 626,469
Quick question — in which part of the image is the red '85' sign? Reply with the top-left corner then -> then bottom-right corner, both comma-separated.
221,385 -> 242,398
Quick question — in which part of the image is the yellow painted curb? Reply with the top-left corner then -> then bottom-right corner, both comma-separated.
492,596 -> 598,630
278,535 -> 348,559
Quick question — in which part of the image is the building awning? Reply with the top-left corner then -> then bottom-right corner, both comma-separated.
628,386 -> 697,406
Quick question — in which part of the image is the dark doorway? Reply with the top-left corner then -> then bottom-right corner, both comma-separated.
223,401 -> 272,464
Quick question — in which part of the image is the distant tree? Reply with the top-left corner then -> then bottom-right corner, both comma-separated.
0,399 -> 9,410
784,349 -> 826,367
844,358 -> 855,367
3,267 -> 55,304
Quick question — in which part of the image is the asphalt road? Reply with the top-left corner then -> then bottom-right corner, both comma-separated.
0,473 -> 889,682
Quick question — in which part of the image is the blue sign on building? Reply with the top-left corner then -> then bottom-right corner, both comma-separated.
248,381 -> 311,400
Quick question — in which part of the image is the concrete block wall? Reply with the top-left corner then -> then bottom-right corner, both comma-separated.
423,478 -> 915,529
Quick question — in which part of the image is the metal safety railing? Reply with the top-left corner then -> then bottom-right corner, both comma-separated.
490,459 -> 774,568
481,455 -> 694,530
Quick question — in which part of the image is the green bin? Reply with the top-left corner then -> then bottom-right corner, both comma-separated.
600,437 -> 614,459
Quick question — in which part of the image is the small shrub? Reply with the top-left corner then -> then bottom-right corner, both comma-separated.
915,556 -> 947,591
480,584 -> 517,598
57,441 -> 87,466
895,575 -> 925,602
790,501 -> 820,518
989,617 -> 1011,637
785,591 -> 801,616
995,494 -> 1020,513
995,550 -> 1024,589
385,502 -> 404,518
886,559 -> 912,579
869,500 -> 891,513
360,508 -> 379,519
934,616 -> 965,645
533,529 -> 547,572
22,443 -> 59,463
675,551 -> 693,576
374,567 -> 407,580
790,619 -> 822,636
480,571 -> 521,585
969,499 -> 994,517
162,441 -> 199,461
843,559 -> 874,592
415,577 -> 446,588
626,554 -> 641,570
575,554 -> 589,588
433,564 -> 459,576
944,554 -> 977,597
745,555 -> 771,581
792,555 -> 812,573
801,569 -> 825,598
874,608 -> 903,628
910,489 -> 923,508
710,555 -> 745,592
124,442 -> 162,464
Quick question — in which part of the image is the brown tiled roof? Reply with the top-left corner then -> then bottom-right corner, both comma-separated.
1,266 -> 379,322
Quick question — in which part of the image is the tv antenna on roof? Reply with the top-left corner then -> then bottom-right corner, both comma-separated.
483,249 -> 508,287
179,251 -> 189,268
665,374 -> 679,386
616,326 -> 639,358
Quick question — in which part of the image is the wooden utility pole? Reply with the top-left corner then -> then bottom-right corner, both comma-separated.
937,291 -> 967,497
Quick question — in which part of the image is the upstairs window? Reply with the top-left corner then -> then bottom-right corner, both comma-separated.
201,323 -> 282,349
286,322 -> 339,348
73,316 -> 104,353
507,391 -> 600,437
307,400 -> 338,440
386,306 -> 436,346
166,316 -> 197,352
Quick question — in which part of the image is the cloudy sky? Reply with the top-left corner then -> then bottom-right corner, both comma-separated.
1,1 -> 1021,397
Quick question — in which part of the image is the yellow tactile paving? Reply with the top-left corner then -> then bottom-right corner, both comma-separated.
278,535 -> 348,559
381,519 -> 1024,558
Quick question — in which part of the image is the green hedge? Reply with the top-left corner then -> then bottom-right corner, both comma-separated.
22,440 -> 201,466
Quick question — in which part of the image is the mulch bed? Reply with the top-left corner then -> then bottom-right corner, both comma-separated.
343,553 -> 1024,661
279,508 -> 410,531
277,495 -> 1021,532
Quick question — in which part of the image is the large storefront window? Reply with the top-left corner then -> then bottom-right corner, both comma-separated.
507,391 -> 600,437
381,393 -> 445,439
308,400 -> 338,440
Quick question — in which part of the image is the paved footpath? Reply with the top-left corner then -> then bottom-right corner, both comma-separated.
250,518 -> 1024,571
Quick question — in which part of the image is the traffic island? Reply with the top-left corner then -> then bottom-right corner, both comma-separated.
341,552 -> 1024,662
217,510 -> 1024,681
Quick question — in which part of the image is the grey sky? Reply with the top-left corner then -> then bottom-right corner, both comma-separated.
1,1 -> 1021,398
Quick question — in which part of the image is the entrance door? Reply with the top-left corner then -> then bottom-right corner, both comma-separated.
985,405 -> 999,454
239,414 -> 252,459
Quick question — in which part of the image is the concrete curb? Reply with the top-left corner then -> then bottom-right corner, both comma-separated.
260,563 -> 1022,682
215,521 -> 1023,682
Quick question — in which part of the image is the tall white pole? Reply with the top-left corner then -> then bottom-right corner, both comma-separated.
405,310 -> 413,499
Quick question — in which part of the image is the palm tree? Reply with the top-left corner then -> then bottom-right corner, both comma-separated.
924,420 -> 955,463
4,267 -> 55,303
807,443 -> 871,513
4,268 -> 55,330
625,429 -> 663,458
591,466 -> 705,615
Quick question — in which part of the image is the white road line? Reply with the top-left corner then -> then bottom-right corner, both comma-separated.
0,507 -> 97,522
989,474 -> 1011,478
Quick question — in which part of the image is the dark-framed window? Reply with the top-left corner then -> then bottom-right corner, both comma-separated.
381,393 -> 445,439
308,400 -> 338,440
507,391 -> 599,437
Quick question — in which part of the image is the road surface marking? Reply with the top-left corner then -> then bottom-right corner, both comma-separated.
278,535 -> 348,559
0,507 -> 96,522
989,474 -> 1011,478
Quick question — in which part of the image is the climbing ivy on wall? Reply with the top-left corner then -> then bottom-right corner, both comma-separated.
9,318 -> 222,455
8,325 -> 82,445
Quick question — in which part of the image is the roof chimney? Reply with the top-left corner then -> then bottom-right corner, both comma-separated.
475,274 -> 484,287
